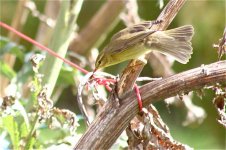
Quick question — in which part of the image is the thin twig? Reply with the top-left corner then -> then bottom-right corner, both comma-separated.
213,27 -> 226,60
35,0 -> 60,46
25,1 -> 56,28
77,71 -> 115,125
77,72 -> 94,125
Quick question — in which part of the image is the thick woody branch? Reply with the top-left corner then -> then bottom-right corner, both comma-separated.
75,61 -> 226,149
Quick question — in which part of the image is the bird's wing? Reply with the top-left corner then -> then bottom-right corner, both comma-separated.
111,21 -> 154,41
105,27 -> 155,54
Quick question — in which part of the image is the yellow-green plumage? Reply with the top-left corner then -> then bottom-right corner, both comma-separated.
95,21 -> 194,70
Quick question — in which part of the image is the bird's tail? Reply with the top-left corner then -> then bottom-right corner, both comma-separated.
149,25 -> 194,64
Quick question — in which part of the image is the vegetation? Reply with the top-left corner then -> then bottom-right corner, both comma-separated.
0,0 -> 225,149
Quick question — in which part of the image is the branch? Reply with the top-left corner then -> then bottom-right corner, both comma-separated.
75,61 -> 226,149
69,0 -> 125,55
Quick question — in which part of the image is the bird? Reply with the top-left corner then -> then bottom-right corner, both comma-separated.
95,21 -> 194,70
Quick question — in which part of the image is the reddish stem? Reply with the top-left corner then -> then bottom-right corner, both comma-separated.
134,84 -> 142,111
0,21 -> 89,74
0,21 -> 143,110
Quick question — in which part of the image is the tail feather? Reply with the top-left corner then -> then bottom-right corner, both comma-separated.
165,25 -> 194,41
149,25 -> 194,64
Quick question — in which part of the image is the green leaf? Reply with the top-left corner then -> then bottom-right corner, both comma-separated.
2,116 -> 20,150
0,60 -> 16,79
0,36 -> 25,61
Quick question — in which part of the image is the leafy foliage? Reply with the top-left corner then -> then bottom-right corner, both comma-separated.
0,40 -> 80,149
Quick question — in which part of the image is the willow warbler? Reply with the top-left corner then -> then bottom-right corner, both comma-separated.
95,21 -> 194,70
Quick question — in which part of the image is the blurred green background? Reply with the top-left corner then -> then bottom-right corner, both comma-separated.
0,0 -> 225,149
